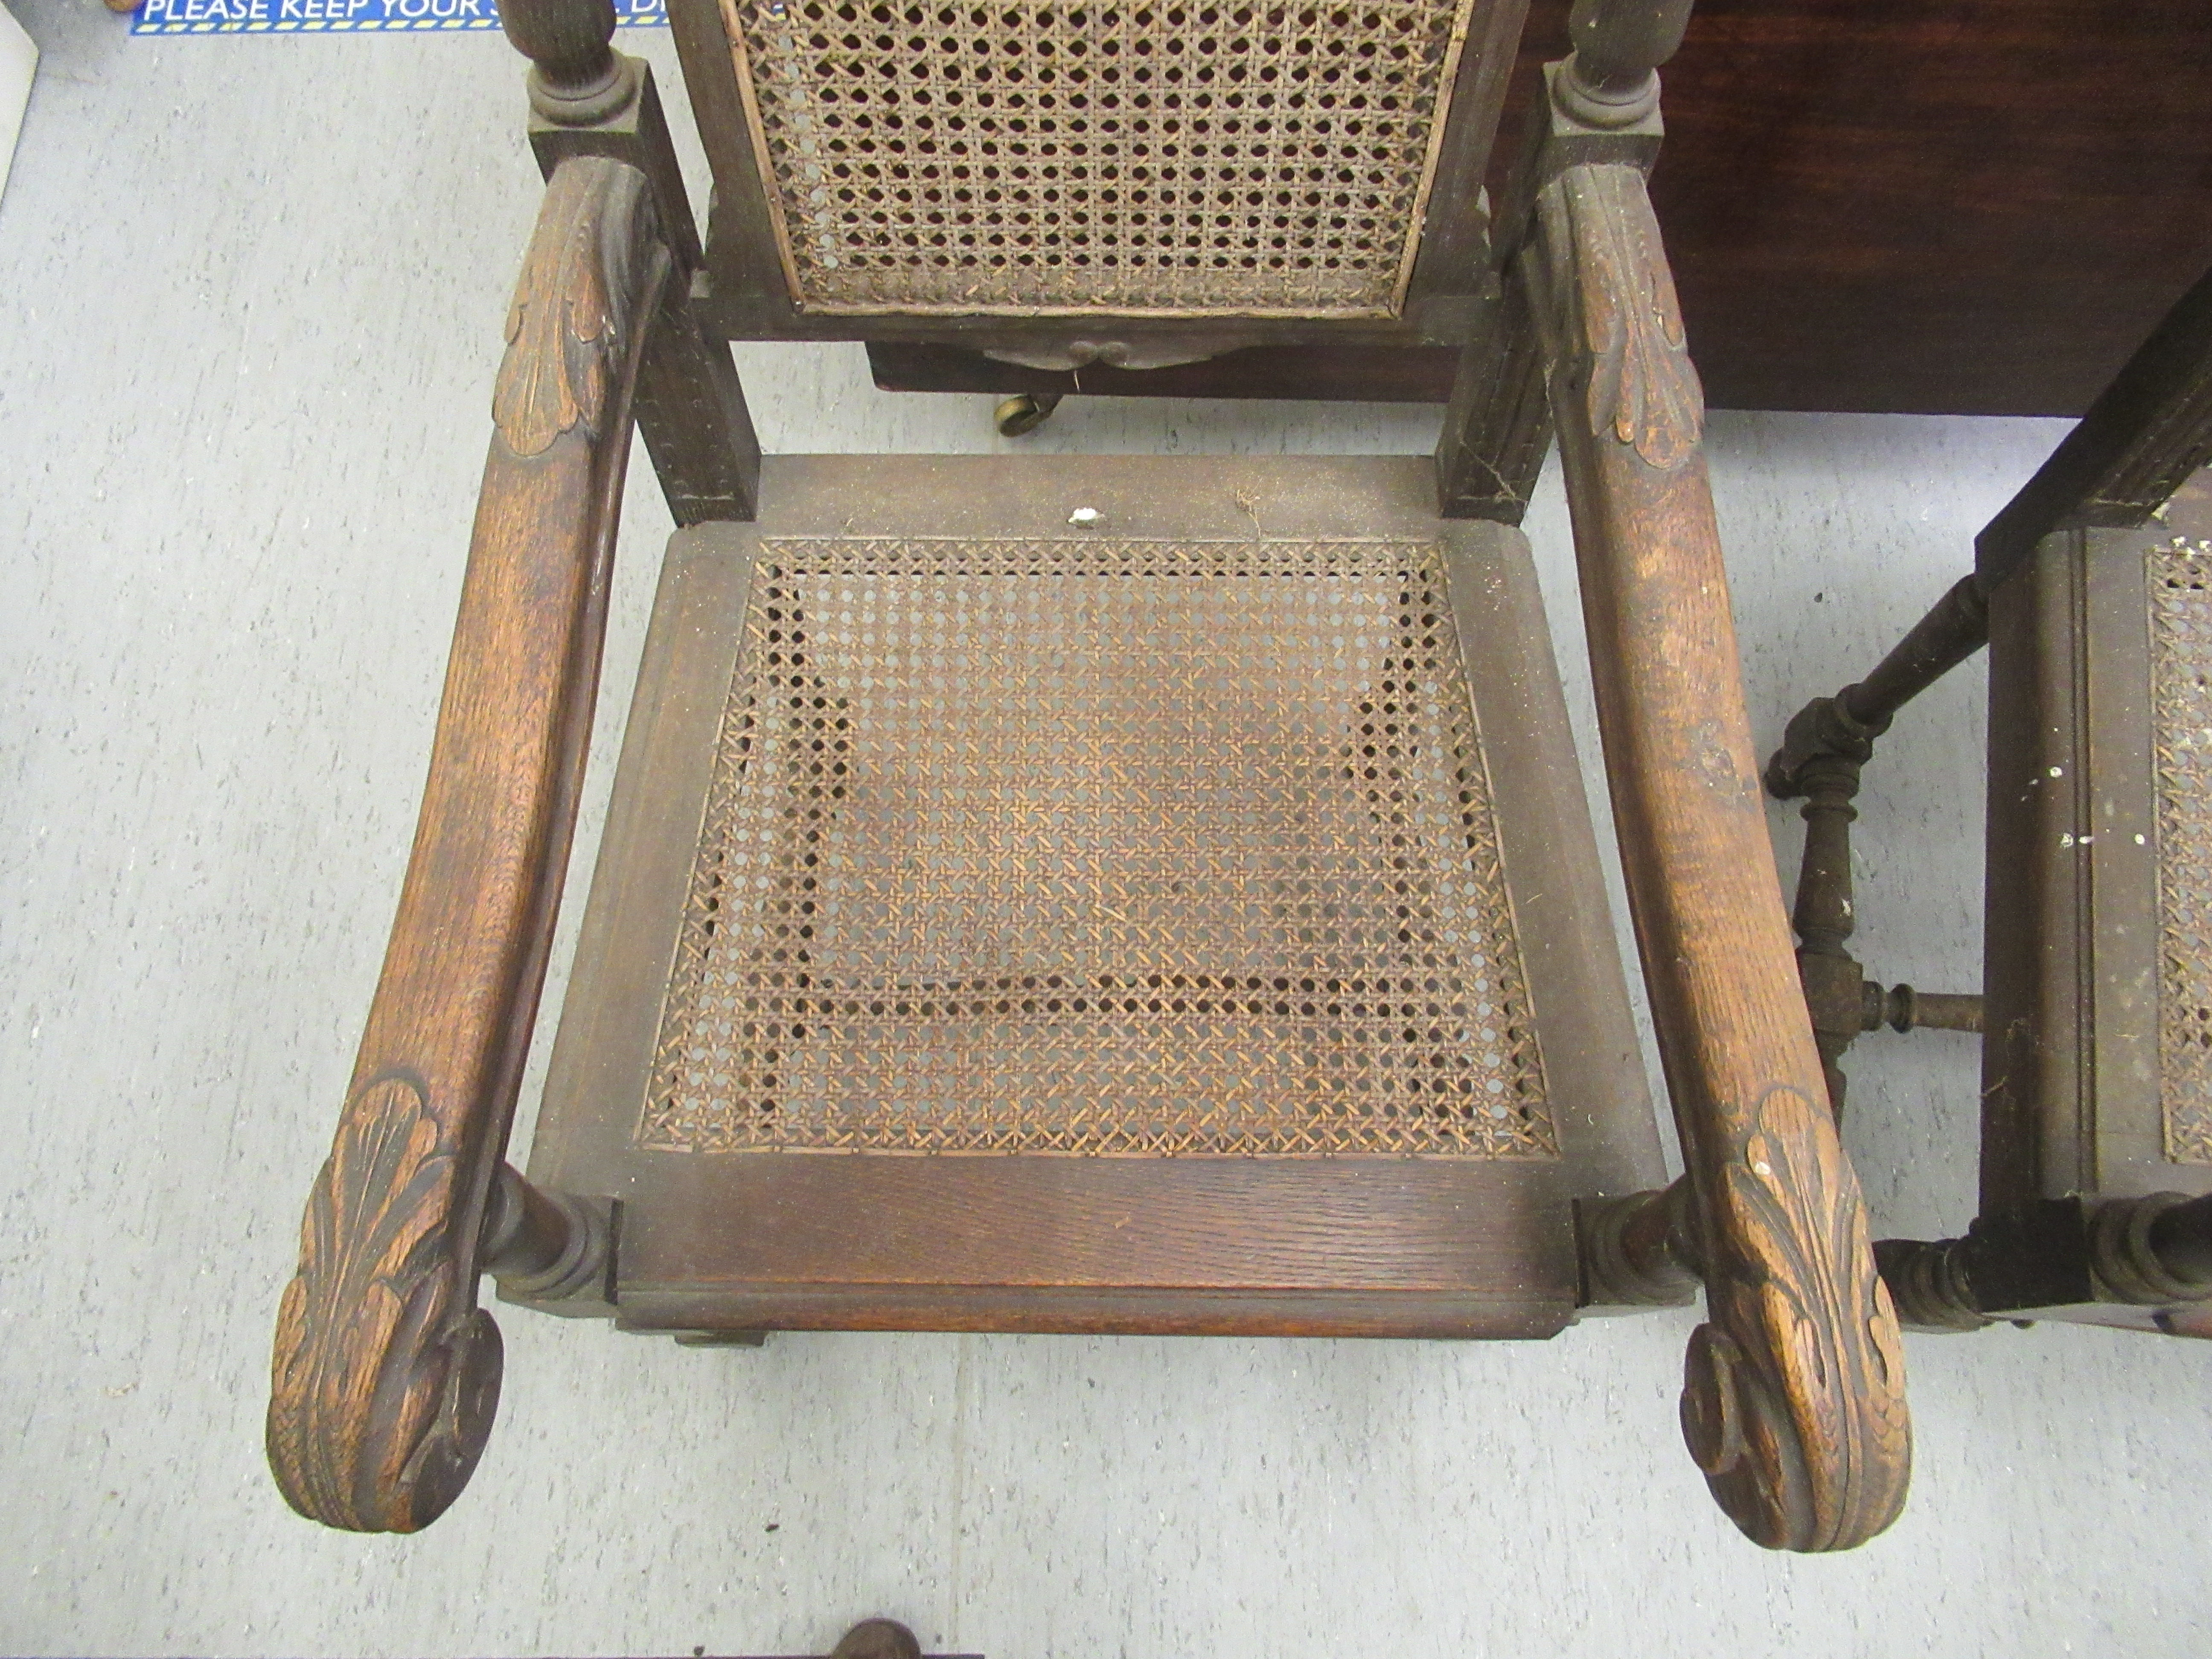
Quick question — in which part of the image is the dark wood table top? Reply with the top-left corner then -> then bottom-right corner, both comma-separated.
1633,0 -> 2212,416
874,0 -> 2212,419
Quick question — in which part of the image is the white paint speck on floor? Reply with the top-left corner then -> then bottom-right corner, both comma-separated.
0,4 -> 2205,1655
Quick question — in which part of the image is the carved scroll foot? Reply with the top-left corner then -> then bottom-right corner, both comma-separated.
1684,1087 -> 1911,1550
267,1078 -> 506,1533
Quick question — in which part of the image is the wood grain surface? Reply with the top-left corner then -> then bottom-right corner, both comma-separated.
1527,160 -> 1911,1550
618,1159 -> 1573,1340
1529,0 -> 2212,416
266,156 -> 671,1532
1976,262 -> 2212,587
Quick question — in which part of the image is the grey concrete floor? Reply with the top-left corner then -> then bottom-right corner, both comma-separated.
2,3 -> 2208,1654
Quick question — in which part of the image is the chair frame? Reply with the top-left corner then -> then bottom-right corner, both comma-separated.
1766,261 -> 2212,1339
267,0 -> 1909,1551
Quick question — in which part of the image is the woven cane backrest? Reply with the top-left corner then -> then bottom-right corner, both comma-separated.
705,0 -> 1519,318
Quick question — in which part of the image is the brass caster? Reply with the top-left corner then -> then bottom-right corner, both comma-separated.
994,391 -> 1062,437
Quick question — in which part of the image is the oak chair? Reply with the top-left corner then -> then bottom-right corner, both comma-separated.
265,0 -> 1909,1548
1767,263 -> 2212,1339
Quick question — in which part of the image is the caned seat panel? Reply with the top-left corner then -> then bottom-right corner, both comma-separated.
643,533 -> 1553,1158
2149,531 -> 2212,1164
525,457 -> 1659,1337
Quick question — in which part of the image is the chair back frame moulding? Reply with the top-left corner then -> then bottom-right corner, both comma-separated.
675,0 -> 1531,356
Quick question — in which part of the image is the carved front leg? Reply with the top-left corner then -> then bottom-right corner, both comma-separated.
1527,163 -> 1911,1550
267,157 -> 669,1532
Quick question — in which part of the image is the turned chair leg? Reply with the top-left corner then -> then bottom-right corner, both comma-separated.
1882,1191 -> 2212,1333
1578,1183 -> 1700,1310
479,1164 -> 613,1302
1766,573 -> 1994,1115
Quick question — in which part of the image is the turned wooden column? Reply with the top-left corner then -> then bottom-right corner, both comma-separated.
1438,0 -> 1693,519
1557,0 -> 1697,127
499,0 -> 630,124
1789,754 -> 1865,1114
497,0 -> 762,526
1764,574 -> 1991,1112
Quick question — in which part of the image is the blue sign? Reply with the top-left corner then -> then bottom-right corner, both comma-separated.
133,0 -> 667,35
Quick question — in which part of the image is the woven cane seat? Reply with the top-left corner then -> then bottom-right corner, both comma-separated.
526,456 -> 1660,1337
2149,529 -> 2212,1164
642,532 -> 1551,1158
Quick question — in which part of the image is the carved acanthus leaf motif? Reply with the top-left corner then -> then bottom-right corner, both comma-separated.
271,154 -> 671,1535
1563,166 -> 1704,472
267,1074 -> 501,1532
492,159 -> 658,459
1694,1084 -> 1911,1550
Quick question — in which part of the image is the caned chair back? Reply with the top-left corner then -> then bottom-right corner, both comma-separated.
674,0 -> 1529,346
